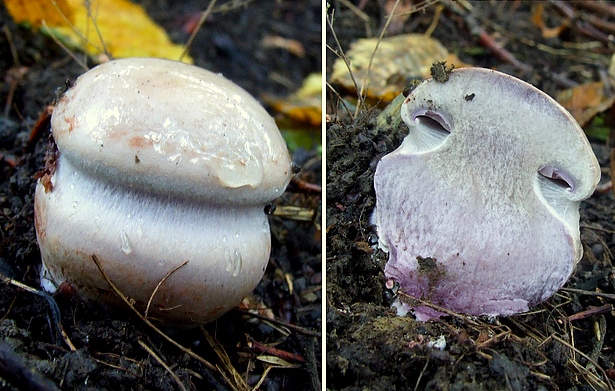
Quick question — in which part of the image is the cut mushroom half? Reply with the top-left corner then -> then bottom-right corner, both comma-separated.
374,67 -> 600,321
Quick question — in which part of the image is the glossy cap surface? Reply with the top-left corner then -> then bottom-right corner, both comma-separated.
51,58 -> 292,204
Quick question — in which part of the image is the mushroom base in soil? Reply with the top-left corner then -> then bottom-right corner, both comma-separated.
374,67 -> 600,321
34,58 -> 292,324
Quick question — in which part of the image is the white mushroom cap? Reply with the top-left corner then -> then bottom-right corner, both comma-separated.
51,57 -> 292,204
35,58 -> 292,324
374,68 -> 600,320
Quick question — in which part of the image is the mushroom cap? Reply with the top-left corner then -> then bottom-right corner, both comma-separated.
374,67 -> 600,319
51,57 -> 292,204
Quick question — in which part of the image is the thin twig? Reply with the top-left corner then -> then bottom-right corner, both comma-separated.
446,1 -> 532,73
580,224 -> 615,235
139,339 -> 187,391
144,260 -> 189,318
0,272 -> 64,347
326,7 -> 358,121
201,328 -> 250,391
561,287 -> 615,301
90,256 -> 228,386
247,337 -> 306,363
3,25 -> 20,66
232,308 -> 321,337
398,293 -> 481,326
414,356 -> 430,391
180,0 -> 217,62
252,366 -> 273,390
552,334 -> 614,391
337,0 -> 372,37
424,4 -> 444,38
48,0 -> 96,65
325,81 -> 354,120
355,0 -> 403,117
84,0 -> 109,58
90,353 -> 142,378
288,177 -> 322,195
41,20 -> 89,71
58,324 -> 77,352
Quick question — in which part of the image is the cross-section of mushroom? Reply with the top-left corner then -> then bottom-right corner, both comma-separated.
374,68 -> 600,321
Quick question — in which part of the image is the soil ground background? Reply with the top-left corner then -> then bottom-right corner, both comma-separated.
327,1 -> 615,390
0,1 -> 321,390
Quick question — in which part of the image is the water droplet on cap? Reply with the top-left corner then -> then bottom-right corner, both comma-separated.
120,231 -> 133,255
224,248 -> 242,277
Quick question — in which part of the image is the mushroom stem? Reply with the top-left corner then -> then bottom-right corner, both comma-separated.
37,157 -> 271,322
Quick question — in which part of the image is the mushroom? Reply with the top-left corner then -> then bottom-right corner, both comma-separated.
374,68 -> 600,321
34,58 -> 292,324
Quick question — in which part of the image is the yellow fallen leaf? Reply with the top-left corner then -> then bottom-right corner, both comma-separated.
4,0 -> 74,27
5,0 -> 191,63
330,34 -> 469,102
531,4 -> 569,40
557,81 -> 615,127
256,355 -> 300,367
264,72 -> 322,128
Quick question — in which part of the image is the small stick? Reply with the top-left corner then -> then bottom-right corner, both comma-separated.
0,273 -> 65,347
232,308 -> 321,338
201,328 -> 250,391
3,25 -> 20,66
41,20 -> 89,71
288,177 -> 322,195
447,2 -> 532,73
144,260 -> 189,318
477,30 -> 532,73
180,0 -> 217,62
90,256 -> 224,380
552,334 -> 614,391
580,224 -> 615,235
26,105 -> 54,152
3,65 -> 28,118
326,7 -> 358,121
252,366 -> 274,390
247,337 -> 306,363
398,293 -> 481,326
413,356 -> 430,391
84,1 -> 109,58
139,339 -> 187,391
561,287 -> 615,301
355,0 -> 403,117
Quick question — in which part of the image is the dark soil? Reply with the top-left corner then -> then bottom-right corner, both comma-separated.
0,1 -> 321,390
327,2 -> 615,390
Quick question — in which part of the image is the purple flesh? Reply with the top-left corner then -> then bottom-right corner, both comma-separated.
374,68 -> 599,320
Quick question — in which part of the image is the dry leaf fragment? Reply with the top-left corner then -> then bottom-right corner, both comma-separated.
531,4 -> 569,39
557,81 -> 615,127
330,34 -> 468,102
4,0 -> 74,27
256,355 -> 300,367
264,72 -> 322,127
261,35 -> 306,57
5,0 -> 191,63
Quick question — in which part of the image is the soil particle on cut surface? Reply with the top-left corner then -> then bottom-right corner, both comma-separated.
327,1 -> 615,390
0,1 -> 321,390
